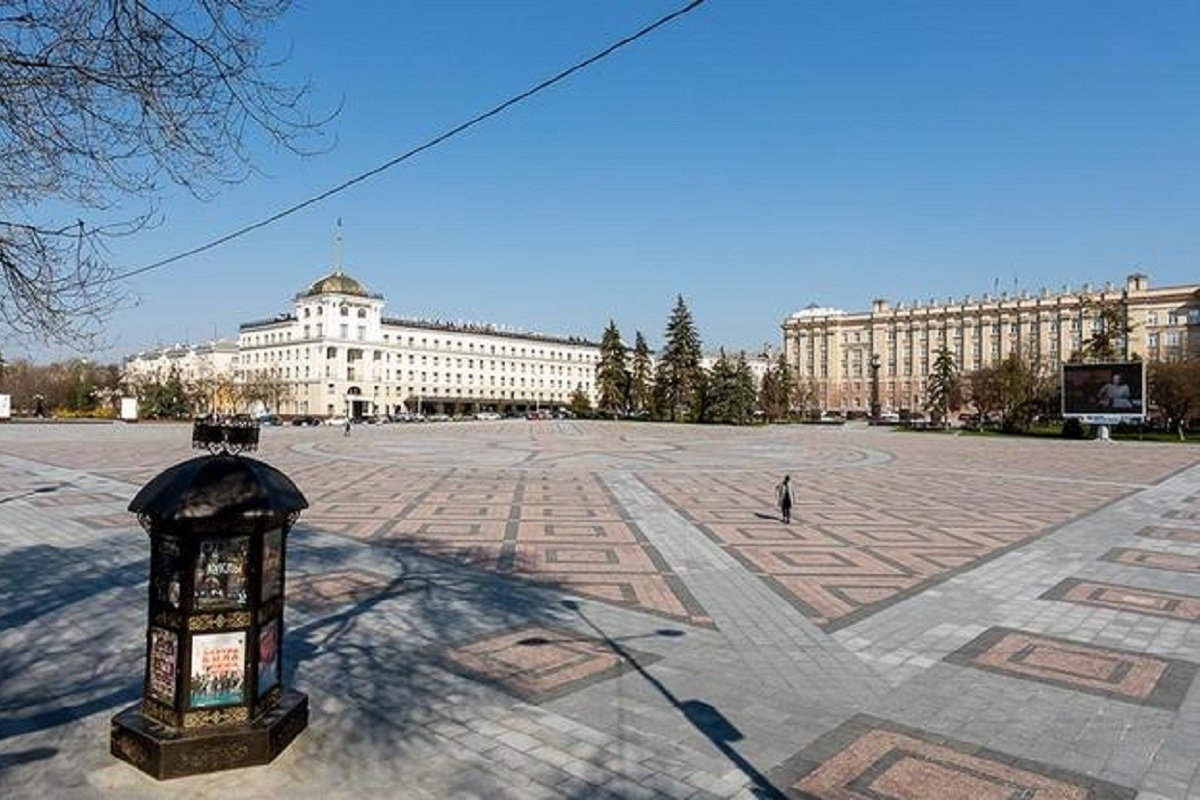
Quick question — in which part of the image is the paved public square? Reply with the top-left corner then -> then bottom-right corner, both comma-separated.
1,419 -> 1199,799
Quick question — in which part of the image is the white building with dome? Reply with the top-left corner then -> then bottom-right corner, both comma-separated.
232,267 -> 600,419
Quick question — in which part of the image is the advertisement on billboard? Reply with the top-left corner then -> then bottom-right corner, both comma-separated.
1061,361 -> 1146,422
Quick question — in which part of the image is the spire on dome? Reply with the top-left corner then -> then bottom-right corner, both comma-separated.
334,218 -> 344,276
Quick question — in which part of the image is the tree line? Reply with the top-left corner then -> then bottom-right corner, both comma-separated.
0,356 -> 291,421
586,295 -> 814,425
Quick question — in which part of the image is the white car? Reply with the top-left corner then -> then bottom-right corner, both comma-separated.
475,412 -> 501,421
325,415 -> 348,426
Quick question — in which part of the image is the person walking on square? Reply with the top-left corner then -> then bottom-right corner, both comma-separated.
776,474 -> 793,524
343,418 -> 351,437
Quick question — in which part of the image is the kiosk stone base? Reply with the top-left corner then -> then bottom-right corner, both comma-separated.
110,690 -> 308,780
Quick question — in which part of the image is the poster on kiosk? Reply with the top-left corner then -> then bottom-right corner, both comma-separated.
1061,361 -> 1146,425
0,394 -> 10,420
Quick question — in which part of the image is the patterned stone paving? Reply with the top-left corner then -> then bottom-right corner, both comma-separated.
770,715 -> 1136,800
3,424 -> 1196,634
1099,547 -> 1200,574
440,624 -> 656,704
1041,578 -> 1200,623
287,568 -> 400,613
943,627 -> 1199,710
639,463 -> 1154,629
1,422 -> 1199,799
1136,525 -> 1200,544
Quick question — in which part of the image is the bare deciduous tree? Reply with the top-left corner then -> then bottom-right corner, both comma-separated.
1,0 -> 329,345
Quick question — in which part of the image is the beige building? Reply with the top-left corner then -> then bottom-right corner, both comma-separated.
235,268 -> 599,418
123,339 -> 240,387
781,273 -> 1200,415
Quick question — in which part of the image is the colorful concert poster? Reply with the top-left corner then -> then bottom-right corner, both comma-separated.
257,620 -> 280,695
148,628 -> 178,704
193,536 -> 249,610
261,528 -> 283,602
189,631 -> 246,707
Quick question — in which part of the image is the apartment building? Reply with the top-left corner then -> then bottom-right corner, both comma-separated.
235,268 -> 599,418
781,273 -> 1199,415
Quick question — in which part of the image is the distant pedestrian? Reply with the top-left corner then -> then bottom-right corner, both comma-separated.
776,475 -> 793,524
343,418 -> 351,437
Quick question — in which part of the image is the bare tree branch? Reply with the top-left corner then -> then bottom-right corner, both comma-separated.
0,0 -> 332,346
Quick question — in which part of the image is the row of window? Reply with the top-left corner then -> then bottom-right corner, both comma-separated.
244,348 -> 593,379
301,304 -> 368,318
796,307 -> 1198,347
244,327 -> 597,362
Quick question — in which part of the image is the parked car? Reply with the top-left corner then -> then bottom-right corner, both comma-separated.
291,415 -> 322,426
475,411 -> 501,421
258,414 -> 282,426
325,415 -> 348,426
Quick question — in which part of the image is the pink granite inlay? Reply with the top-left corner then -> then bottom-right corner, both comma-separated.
797,730 -> 1089,800
445,627 -> 623,695
1107,548 -> 1200,574
1060,581 -> 1200,622
1137,526 -> 1200,544
975,632 -> 1167,699
289,570 -> 392,606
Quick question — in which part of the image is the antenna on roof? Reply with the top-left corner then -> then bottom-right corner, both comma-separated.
334,218 -> 344,276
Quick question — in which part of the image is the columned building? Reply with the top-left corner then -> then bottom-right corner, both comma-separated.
781,273 -> 1200,415
235,268 -> 599,418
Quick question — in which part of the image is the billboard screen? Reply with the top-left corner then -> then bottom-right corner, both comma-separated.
1061,361 -> 1146,421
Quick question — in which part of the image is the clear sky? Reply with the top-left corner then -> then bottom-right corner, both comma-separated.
20,0 -> 1200,364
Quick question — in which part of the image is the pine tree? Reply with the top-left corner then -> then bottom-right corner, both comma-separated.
732,352 -> 757,424
704,350 -> 735,423
1080,298 -> 1132,362
655,295 -> 703,422
925,345 -> 960,426
760,352 -> 795,422
629,332 -> 653,415
595,320 -> 629,417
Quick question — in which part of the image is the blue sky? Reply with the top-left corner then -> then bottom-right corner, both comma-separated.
22,0 -> 1200,363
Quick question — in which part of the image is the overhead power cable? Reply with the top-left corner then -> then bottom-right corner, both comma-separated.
114,0 -> 708,282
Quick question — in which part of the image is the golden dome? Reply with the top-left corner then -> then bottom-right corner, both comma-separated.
303,269 -> 370,297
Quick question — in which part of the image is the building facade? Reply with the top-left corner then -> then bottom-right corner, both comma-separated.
232,268 -> 599,418
781,273 -> 1200,415
123,340 -> 240,387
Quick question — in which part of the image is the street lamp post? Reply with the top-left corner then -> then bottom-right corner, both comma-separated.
869,353 -> 881,422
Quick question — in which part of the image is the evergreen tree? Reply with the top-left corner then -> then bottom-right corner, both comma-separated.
699,350 -> 758,425
629,332 -> 653,415
925,345 -> 961,426
760,352 -> 795,422
703,350 -> 735,423
732,352 -> 758,424
1080,298 -> 1132,362
655,295 -> 703,422
595,320 -> 629,417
